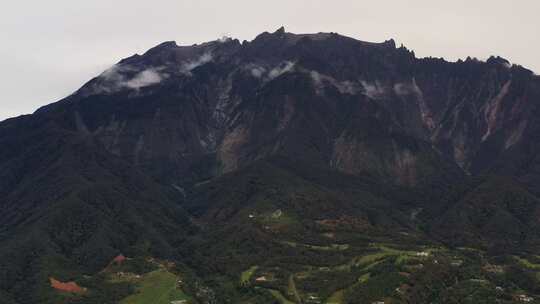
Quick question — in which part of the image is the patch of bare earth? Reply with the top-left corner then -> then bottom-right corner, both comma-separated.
49,278 -> 86,294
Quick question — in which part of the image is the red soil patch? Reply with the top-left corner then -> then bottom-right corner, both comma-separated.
100,254 -> 129,273
49,277 -> 86,293
113,254 -> 127,264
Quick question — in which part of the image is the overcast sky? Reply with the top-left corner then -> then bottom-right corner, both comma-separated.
1,0 -> 539,121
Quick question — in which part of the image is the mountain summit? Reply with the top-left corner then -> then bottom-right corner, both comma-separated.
2,29 -> 540,303
31,28 -> 540,187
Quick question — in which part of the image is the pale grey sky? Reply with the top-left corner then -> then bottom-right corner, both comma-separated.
1,0 -> 539,121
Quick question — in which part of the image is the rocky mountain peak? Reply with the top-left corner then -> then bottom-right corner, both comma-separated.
274,26 -> 286,34
23,29 -> 540,191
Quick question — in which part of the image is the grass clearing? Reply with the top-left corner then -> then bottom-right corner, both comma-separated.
359,244 -> 429,267
326,290 -> 344,304
269,289 -> 295,304
308,244 -> 349,251
325,273 -> 370,304
395,254 -> 421,265
120,270 -> 190,304
358,273 -> 370,283
514,256 -> 540,270
240,266 -> 259,286
362,260 -> 383,271
282,241 -> 349,251
288,275 -> 301,303
331,244 -> 431,272
355,252 -> 391,266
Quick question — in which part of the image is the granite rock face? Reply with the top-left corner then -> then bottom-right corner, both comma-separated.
24,28 -> 540,189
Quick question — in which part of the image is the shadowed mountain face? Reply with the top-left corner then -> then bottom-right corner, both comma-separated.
30,28 -> 540,188
1,28 -> 540,303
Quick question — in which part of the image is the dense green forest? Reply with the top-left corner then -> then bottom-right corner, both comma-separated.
1,159 -> 539,304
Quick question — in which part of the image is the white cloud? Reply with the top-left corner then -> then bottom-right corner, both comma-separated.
181,52 -> 213,75
86,64 -> 167,94
393,80 -> 422,97
309,70 -> 361,95
250,65 -> 266,78
310,70 -> 323,85
218,36 -> 232,43
244,63 -> 266,78
125,69 -> 164,89
99,64 -> 132,83
361,81 -> 386,99
267,61 -> 295,80
309,70 -> 327,95
244,61 -> 295,81
393,83 -> 412,96
336,80 -> 360,95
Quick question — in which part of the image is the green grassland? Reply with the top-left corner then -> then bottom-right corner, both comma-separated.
240,266 -> 259,286
326,290 -> 344,304
514,256 -> 540,270
120,270 -> 191,304
269,289 -> 295,304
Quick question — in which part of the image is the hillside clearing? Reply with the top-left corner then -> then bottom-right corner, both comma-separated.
120,270 -> 190,304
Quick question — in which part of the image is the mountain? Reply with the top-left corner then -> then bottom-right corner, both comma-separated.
1,28 -> 540,303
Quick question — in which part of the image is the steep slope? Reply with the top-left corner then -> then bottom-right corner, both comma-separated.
0,115 -> 195,303
32,28 -> 540,189
33,28 -> 466,188
429,176 -> 540,251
